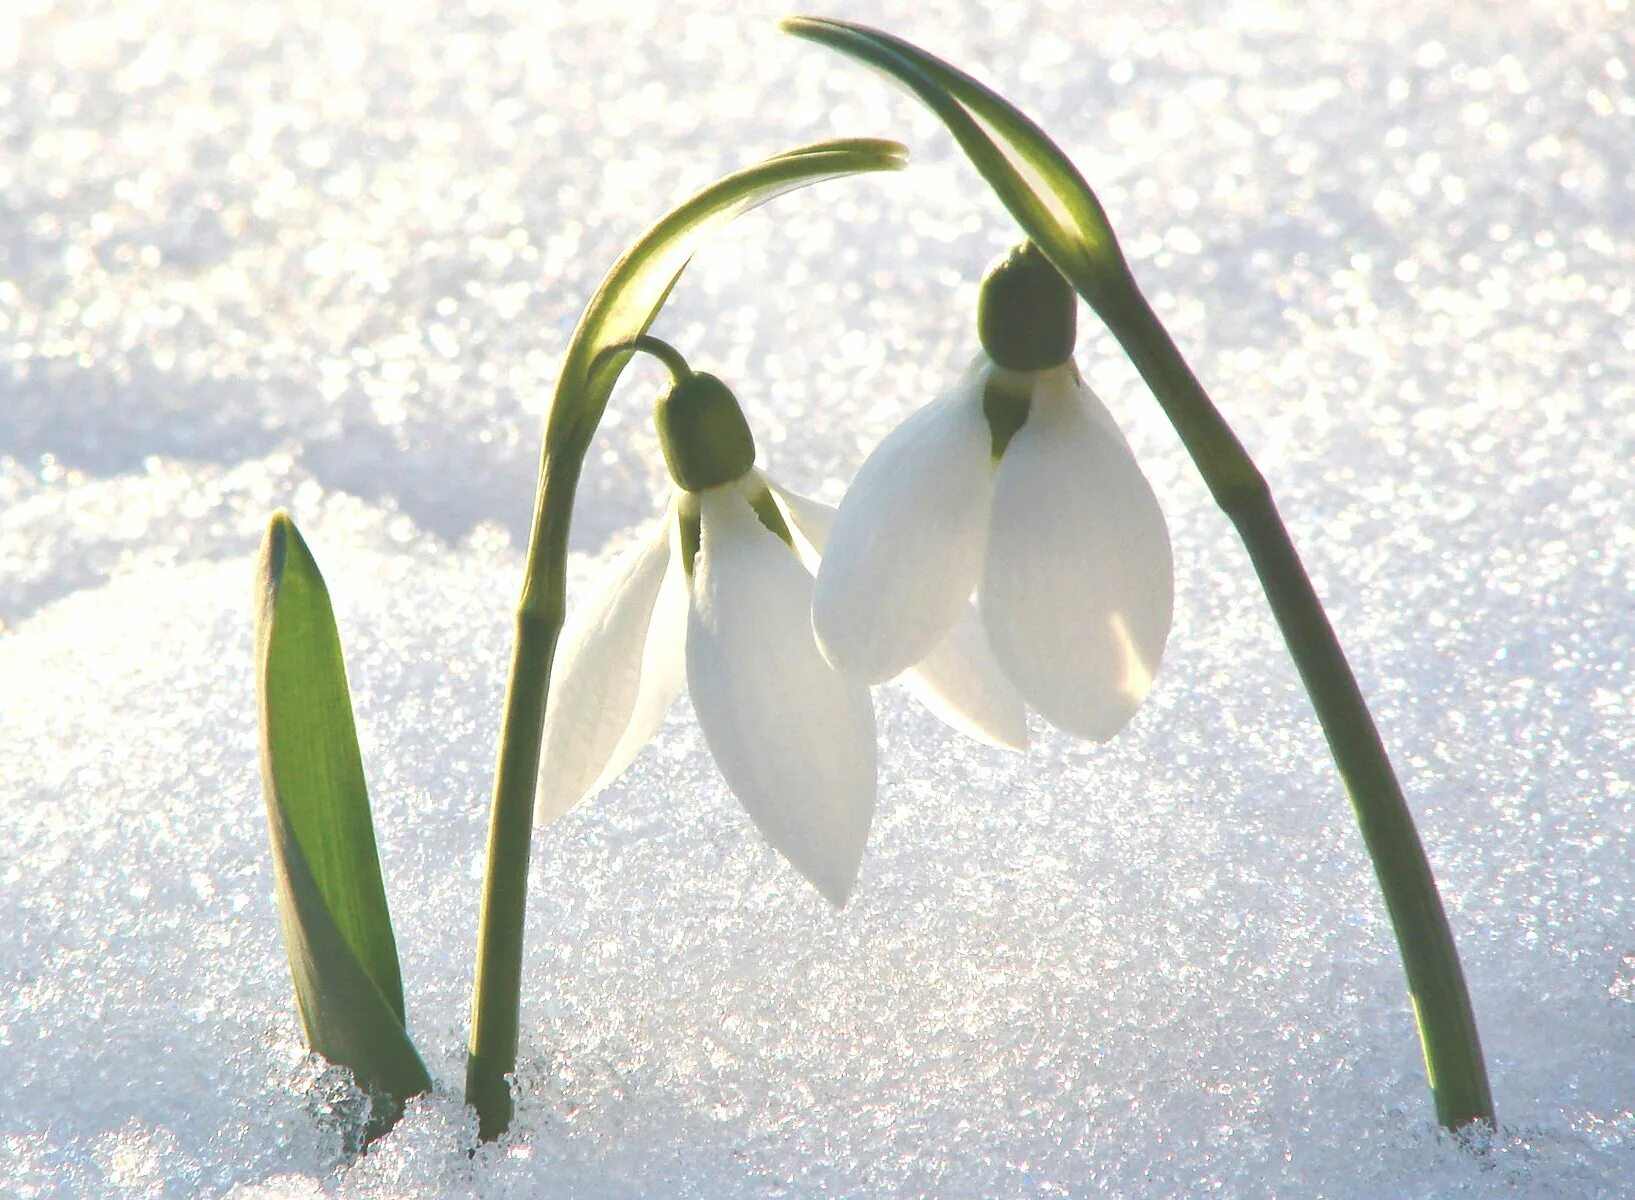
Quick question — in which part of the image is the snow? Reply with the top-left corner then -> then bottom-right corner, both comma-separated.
3,0 -> 1632,1195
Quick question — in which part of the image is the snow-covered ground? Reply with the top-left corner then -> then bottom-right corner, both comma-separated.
3,0 -> 1631,1195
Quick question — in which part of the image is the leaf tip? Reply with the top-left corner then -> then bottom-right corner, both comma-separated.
257,510 -> 294,611
832,137 -> 911,173
779,14 -> 844,36
255,510 -> 324,649
266,507 -> 295,533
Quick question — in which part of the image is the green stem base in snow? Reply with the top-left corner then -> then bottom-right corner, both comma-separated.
1097,274 -> 1495,1132
465,554 -> 569,1143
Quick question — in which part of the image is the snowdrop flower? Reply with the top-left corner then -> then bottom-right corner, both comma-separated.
535,351 -> 1025,905
813,244 -> 1174,742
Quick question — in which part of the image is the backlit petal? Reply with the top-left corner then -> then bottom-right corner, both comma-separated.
981,376 -> 1173,741
1034,361 -> 1127,444
901,610 -> 1030,751
687,485 -> 877,906
811,361 -> 997,682
535,513 -> 686,825
772,480 -> 1027,750
765,480 -> 833,573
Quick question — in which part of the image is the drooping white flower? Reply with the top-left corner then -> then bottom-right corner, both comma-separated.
534,365 -> 1026,906
811,250 -> 1174,743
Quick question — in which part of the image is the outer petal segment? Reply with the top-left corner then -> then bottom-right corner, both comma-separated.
810,362 -> 997,682
981,377 -> 1174,741
535,514 -> 686,825
772,482 -> 1027,751
688,485 -> 877,906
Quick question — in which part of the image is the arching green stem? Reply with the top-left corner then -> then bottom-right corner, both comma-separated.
781,16 -> 1494,1133
1095,277 -> 1494,1134
463,138 -> 906,1141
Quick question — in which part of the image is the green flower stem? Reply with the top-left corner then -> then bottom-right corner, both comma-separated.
625,334 -> 694,385
462,138 -> 908,1141
464,454 -> 577,1143
779,15 -> 1493,1134
1094,268 -> 1494,1132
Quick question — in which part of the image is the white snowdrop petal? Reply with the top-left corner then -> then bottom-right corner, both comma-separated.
1034,362 -> 1129,445
902,609 -> 1031,751
981,377 -> 1174,741
688,487 -> 877,906
774,480 -> 1027,749
811,366 -> 997,682
535,515 -> 684,825
587,526 -> 689,794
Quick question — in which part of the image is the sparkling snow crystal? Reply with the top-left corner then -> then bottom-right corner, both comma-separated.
2,0 -> 1632,1196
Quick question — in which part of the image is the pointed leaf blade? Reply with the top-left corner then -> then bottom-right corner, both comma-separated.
255,512 -> 431,1135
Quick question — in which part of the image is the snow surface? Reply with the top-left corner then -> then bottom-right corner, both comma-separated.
3,0 -> 1633,1195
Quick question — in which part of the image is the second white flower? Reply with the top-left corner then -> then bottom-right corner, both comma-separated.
812,246 -> 1175,742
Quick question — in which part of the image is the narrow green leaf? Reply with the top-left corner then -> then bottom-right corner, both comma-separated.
779,18 -> 1128,304
255,512 -> 431,1141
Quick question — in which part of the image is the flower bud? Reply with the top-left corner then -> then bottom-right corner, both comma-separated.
977,243 -> 1076,371
655,372 -> 757,492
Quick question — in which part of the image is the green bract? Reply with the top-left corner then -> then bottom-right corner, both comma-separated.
779,18 -> 1129,310
538,138 -> 909,482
